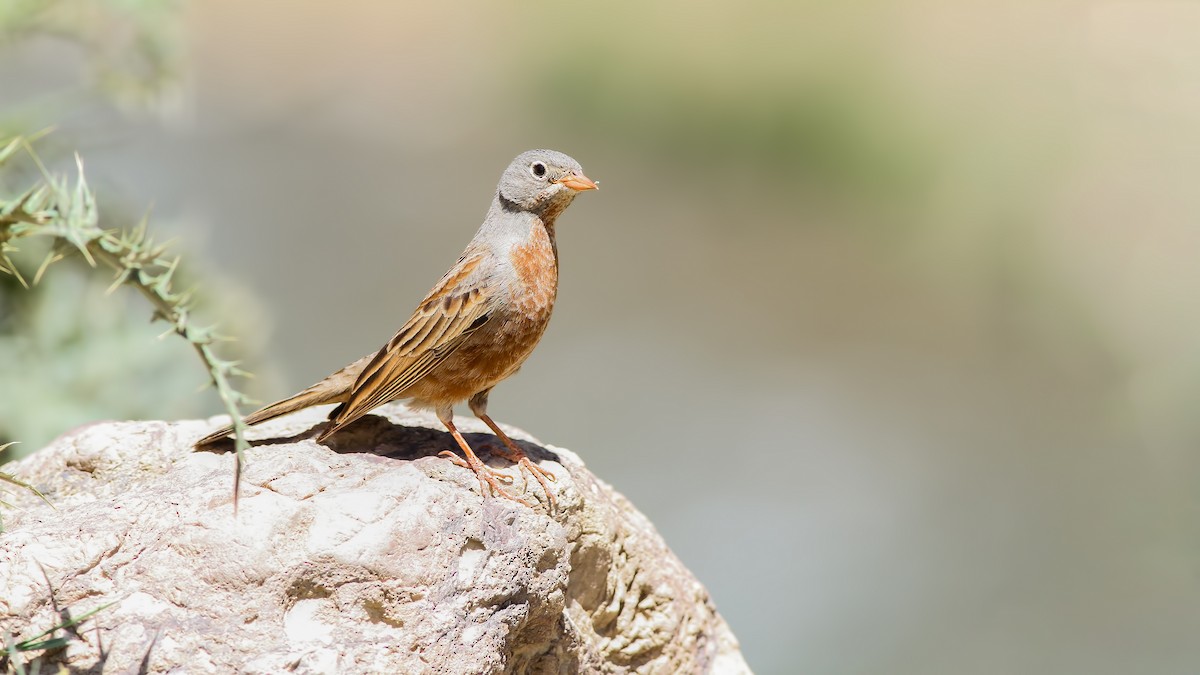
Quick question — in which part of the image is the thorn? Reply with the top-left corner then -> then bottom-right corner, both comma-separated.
105,269 -> 131,295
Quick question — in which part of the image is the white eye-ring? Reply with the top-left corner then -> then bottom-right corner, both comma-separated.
530,162 -> 547,179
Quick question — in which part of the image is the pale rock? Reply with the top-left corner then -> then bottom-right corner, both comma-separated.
0,403 -> 750,673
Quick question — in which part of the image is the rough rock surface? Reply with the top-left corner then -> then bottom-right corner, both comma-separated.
0,403 -> 749,673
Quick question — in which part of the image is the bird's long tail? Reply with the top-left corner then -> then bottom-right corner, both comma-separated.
194,355 -> 372,447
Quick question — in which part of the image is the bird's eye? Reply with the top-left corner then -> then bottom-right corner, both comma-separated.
530,162 -> 547,179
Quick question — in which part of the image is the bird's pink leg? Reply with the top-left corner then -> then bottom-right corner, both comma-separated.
475,413 -> 557,509
436,411 -> 533,507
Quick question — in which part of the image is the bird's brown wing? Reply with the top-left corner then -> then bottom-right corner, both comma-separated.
319,252 -> 493,439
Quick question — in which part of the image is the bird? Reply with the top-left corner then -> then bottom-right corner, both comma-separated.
196,149 -> 597,507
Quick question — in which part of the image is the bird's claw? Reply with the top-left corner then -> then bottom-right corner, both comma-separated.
438,449 -> 535,506
482,441 -> 558,509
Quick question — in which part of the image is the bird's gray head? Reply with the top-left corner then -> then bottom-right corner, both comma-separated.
496,149 -> 597,216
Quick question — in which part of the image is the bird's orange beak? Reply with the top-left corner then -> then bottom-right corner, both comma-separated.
555,172 -> 599,192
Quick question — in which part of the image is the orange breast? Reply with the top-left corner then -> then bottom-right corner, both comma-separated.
509,219 -> 559,319
403,219 -> 560,408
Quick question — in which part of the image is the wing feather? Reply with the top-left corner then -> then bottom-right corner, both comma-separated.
321,253 -> 492,436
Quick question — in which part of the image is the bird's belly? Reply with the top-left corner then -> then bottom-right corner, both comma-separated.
407,218 -> 558,408
405,311 -> 552,406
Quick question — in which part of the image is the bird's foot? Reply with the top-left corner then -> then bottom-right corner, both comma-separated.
438,449 -> 534,507
483,441 -> 557,510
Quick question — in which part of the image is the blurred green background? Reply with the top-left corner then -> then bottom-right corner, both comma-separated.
3,1 -> 1200,672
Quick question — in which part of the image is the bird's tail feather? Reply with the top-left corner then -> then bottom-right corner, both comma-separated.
194,382 -> 347,447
